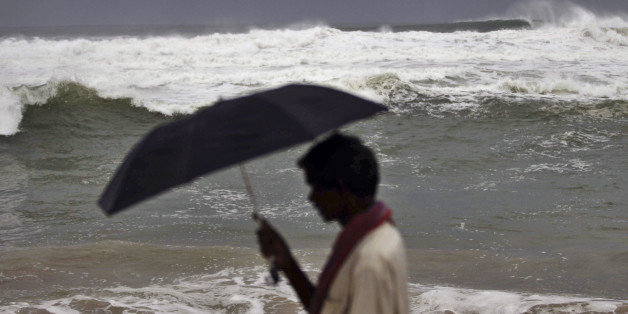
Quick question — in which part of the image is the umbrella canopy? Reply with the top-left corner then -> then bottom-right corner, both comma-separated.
98,84 -> 387,215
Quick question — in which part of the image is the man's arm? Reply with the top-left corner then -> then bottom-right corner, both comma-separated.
255,215 -> 316,308
283,253 -> 316,308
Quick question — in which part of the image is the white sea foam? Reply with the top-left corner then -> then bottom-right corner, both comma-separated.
0,86 -> 22,135
1,5 -> 626,135
410,284 -> 623,313
538,130 -> 614,152
506,0 -> 628,28
524,158 -> 592,174
3,269 -> 625,313
2,266 -> 303,314
178,184 -> 312,220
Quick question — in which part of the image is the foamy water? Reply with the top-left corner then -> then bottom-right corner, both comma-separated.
1,243 -> 624,313
4,279 -> 624,314
1,4 -> 626,135
2,273 -> 625,313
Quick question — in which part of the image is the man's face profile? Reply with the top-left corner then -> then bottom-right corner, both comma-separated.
305,172 -> 346,222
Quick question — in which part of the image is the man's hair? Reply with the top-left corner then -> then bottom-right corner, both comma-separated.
298,133 -> 379,198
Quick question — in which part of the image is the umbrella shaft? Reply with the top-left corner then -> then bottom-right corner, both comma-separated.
239,164 -> 259,214
240,164 -> 279,284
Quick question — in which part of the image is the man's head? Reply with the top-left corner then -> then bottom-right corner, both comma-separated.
298,133 -> 379,222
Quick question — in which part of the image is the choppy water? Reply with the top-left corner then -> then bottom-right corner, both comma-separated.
1,3 -> 627,313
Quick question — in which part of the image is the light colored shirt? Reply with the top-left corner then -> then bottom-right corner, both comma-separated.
320,222 -> 409,314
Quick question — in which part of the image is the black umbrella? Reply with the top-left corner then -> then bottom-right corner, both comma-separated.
98,84 -> 387,216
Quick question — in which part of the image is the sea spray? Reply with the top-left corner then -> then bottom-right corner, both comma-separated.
0,86 -> 22,135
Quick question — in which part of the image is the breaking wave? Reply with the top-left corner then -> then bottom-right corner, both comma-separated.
4,281 -> 625,313
346,19 -> 532,33
1,2 -> 626,136
505,0 -> 628,46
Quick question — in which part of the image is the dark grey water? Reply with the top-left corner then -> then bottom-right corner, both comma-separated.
1,82 -> 626,311
0,19 -> 531,40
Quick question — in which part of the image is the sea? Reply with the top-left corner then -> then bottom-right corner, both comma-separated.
0,3 -> 627,314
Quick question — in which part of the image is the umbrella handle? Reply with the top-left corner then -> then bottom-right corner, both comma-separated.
252,213 -> 281,285
268,257 -> 280,284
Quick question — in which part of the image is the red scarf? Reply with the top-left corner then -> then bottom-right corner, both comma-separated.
309,201 -> 392,314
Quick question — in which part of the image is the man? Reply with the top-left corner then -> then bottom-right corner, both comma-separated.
256,133 -> 409,314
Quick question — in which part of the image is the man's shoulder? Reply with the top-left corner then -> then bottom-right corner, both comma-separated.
353,222 -> 406,264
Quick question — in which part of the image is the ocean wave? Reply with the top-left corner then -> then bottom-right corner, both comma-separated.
505,0 -> 628,29
1,266 -> 302,313
0,86 -> 24,136
410,284 -> 624,313
504,1 -> 628,47
1,16 -> 626,136
523,159 -> 593,174
355,19 -> 532,33
2,242 -> 627,312
3,79 -> 626,138
582,26 -> 628,46
536,130 -> 615,152
3,268 -> 626,313
495,77 -> 624,98
6,283 -> 624,313
1,81 -> 171,135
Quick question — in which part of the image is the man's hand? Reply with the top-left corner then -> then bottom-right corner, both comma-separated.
253,213 -> 316,308
254,213 -> 293,270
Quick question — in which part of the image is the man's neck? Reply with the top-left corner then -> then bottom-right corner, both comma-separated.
338,196 -> 375,227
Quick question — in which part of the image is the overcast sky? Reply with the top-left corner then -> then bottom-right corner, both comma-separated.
1,0 -> 626,27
